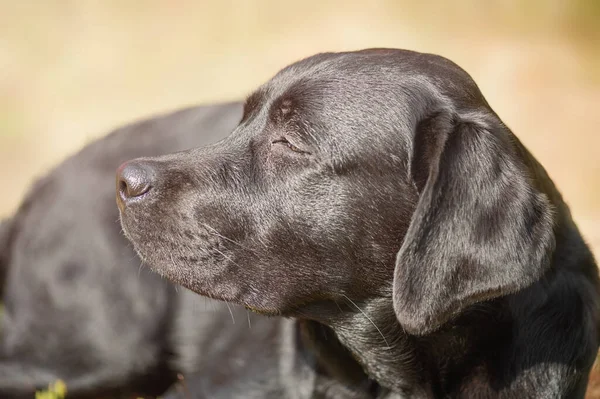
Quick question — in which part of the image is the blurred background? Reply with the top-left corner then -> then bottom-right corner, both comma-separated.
0,0 -> 599,395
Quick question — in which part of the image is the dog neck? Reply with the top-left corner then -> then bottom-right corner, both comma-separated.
295,319 -> 384,396
304,297 -> 433,397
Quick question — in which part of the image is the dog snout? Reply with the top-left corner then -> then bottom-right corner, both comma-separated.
117,161 -> 154,205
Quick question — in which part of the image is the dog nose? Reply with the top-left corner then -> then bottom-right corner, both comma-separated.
117,161 -> 153,202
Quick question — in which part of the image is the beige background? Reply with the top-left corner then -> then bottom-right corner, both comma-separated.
1,0 -> 599,394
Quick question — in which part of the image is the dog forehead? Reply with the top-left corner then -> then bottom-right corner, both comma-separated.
263,49 -> 485,112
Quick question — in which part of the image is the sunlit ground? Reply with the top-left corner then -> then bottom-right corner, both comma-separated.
1,0 -> 599,397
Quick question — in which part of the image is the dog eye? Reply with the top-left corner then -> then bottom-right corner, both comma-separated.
271,137 -> 309,154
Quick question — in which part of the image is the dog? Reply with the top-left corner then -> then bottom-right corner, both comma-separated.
118,49 -> 600,398
0,102 -> 243,398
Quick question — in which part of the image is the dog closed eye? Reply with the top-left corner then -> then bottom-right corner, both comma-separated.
271,137 -> 310,154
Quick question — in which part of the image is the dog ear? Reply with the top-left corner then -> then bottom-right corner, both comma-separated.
393,111 -> 555,335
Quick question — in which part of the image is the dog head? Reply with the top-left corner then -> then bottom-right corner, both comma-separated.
118,49 -> 555,335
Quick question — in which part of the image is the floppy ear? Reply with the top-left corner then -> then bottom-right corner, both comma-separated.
393,111 -> 555,335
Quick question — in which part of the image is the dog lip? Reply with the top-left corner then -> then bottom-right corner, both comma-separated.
116,193 -> 126,213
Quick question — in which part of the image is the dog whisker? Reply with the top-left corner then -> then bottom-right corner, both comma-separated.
333,298 -> 344,314
138,261 -> 143,278
212,247 -> 244,271
201,223 -> 256,253
226,301 -> 236,324
341,294 -> 390,349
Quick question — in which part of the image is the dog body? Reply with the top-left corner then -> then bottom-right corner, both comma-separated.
119,49 -> 600,398
0,103 -> 248,397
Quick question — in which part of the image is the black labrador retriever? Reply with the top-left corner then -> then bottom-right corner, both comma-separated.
118,49 -> 600,398
0,103 -> 245,398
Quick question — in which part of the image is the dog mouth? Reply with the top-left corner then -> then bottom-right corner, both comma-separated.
120,210 -> 243,288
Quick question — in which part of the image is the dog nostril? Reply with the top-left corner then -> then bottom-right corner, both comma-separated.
117,162 -> 153,200
118,179 -> 127,194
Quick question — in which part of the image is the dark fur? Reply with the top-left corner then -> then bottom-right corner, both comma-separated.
0,103 -> 245,398
119,49 -> 600,398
